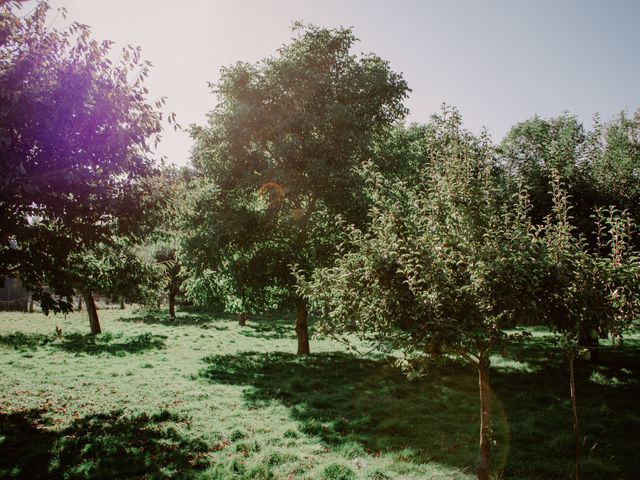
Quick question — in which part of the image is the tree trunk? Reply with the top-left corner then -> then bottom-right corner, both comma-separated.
238,312 -> 247,326
569,352 -> 582,480
28,294 -> 34,313
579,329 -> 599,362
477,357 -> 491,480
76,295 -> 82,312
295,299 -> 310,355
119,296 -> 125,309
82,290 -> 101,334
168,291 -> 176,319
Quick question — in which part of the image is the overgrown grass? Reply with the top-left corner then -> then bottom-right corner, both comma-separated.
0,309 -> 638,479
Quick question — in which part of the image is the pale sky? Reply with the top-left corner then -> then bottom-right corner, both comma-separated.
41,0 -> 640,166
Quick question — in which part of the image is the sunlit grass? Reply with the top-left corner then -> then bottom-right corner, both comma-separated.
0,309 -> 638,479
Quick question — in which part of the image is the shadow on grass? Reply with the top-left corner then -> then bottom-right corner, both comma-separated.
121,311 -> 231,330
0,409 -> 56,479
56,332 -> 167,356
0,332 -> 167,356
198,340 -> 640,480
0,409 -> 209,480
239,317 -> 297,340
0,332 -> 52,350
199,350 -> 493,472
492,334 -> 640,480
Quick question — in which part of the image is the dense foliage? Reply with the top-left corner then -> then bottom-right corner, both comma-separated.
2,5 -> 639,478
186,24 -> 409,353
499,110 -> 640,244
0,1 -> 165,316
302,108 -> 546,479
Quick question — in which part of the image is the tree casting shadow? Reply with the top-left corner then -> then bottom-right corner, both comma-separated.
0,409 -> 209,479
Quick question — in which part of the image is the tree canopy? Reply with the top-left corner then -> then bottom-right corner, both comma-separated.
498,110 -> 640,243
302,107 -> 544,479
186,24 -> 409,353
0,1 -> 166,314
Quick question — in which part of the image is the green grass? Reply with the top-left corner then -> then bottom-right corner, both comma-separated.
0,308 -> 638,479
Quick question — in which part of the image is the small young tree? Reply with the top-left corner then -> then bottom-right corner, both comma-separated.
302,108 -> 542,480
140,166 -> 196,320
151,242 -> 181,319
69,238 -> 160,334
537,177 -> 640,480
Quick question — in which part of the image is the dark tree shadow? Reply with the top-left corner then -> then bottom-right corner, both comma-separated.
198,350 -> 493,471
0,332 -> 52,350
54,332 -> 167,356
198,343 -> 640,480
238,318 -> 297,340
0,332 -> 167,356
0,409 -> 210,480
121,311 -> 231,330
0,409 -> 57,479
493,335 -> 640,480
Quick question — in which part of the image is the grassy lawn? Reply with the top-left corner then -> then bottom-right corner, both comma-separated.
0,308 -> 638,479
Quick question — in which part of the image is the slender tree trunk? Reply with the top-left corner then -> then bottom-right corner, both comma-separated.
28,294 -> 34,313
82,290 -> 101,335
477,357 -> 491,480
77,295 -> 82,312
579,329 -> 599,362
295,299 -> 310,355
119,296 -> 125,309
238,312 -> 247,326
569,352 -> 582,480
168,291 -> 176,319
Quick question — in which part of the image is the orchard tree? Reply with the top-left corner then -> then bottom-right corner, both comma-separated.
179,179 -> 301,325
189,24 -> 408,353
498,113 -> 600,235
70,239 -> 160,333
150,242 -> 181,319
536,177 -> 640,480
590,109 -> 640,225
302,108 -> 543,480
141,166 -> 196,319
499,110 -> 640,362
0,1 -> 167,316
499,110 -> 640,241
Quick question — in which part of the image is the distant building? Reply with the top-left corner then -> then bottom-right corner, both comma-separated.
0,277 -> 30,312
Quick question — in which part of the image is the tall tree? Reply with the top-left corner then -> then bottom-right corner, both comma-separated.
189,24 -> 408,353
498,113 -> 600,235
0,1 -> 166,317
498,110 -> 640,242
590,109 -> 640,224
